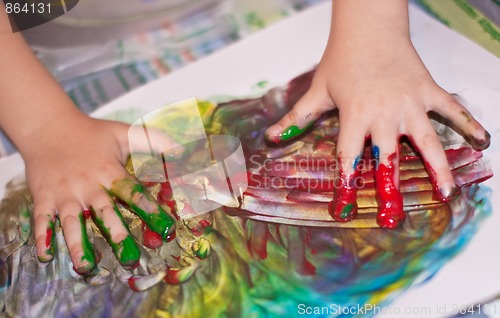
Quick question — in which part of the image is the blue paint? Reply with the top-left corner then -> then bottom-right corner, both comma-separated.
352,155 -> 362,171
372,145 -> 380,169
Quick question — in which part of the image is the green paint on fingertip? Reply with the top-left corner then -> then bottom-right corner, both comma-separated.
280,123 -> 311,142
90,207 -> 140,265
128,203 -> 175,240
118,236 -> 141,265
79,212 -> 96,266
132,183 -> 146,194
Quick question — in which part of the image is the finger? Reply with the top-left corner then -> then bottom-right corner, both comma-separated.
371,125 -> 405,229
328,113 -> 367,222
89,193 -> 141,269
407,113 -> 457,202
58,203 -> 96,275
433,93 -> 490,150
110,178 -> 176,240
265,89 -> 334,143
33,199 -> 57,262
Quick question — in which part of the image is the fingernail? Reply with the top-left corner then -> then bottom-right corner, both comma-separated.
477,131 -> 491,150
467,131 -> 491,151
439,184 -> 459,202
265,126 -> 282,144
37,252 -> 53,263
73,257 -> 95,275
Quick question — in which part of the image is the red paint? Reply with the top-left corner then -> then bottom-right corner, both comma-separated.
45,228 -> 53,248
157,182 -> 173,203
82,210 -> 92,219
299,259 -> 316,276
246,236 -> 268,260
157,182 -> 180,220
143,224 -> 163,249
328,157 -> 360,222
270,135 -> 280,144
375,153 -> 405,229
246,222 -> 269,260
128,260 -> 141,270
166,231 -> 176,242
164,267 -> 181,285
190,220 -> 211,237
128,276 -> 142,292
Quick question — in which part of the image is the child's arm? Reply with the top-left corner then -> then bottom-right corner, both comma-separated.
266,0 -> 489,225
0,10 -> 175,272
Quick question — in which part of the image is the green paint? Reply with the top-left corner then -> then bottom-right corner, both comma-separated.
256,80 -> 268,89
20,207 -> 30,218
192,239 -> 210,259
280,124 -> 310,142
119,236 -> 141,265
90,207 -> 140,266
130,183 -> 175,239
132,182 -> 146,194
112,179 -> 176,240
340,204 -> 354,220
78,212 -> 96,271
129,203 -> 175,240
19,208 -> 31,236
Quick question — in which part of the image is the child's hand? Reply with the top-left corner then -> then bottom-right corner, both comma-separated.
266,0 -> 490,228
0,10 -> 179,273
25,115 -> 177,274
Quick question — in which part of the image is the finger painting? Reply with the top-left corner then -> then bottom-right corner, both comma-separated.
0,70 -> 492,317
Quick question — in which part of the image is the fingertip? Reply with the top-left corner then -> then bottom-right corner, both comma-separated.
37,251 -> 54,263
467,130 -> 491,151
64,211 -> 96,275
116,236 -> 141,269
34,210 -> 57,263
264,123 -> 282,143
72,255 -> 97,275
438,183 -> 460,202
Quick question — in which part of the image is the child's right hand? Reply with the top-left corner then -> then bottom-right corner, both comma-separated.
25,114 -> 178,274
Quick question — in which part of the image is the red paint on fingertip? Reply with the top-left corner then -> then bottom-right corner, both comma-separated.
375,153 -> 405,229
82,210 -> 92,219
45,228 -> 53,248
329,156 -> 360,222
143,225 -> 163,249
